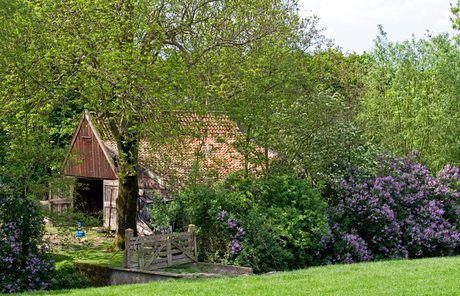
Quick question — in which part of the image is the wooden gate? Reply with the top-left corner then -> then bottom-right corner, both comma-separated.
48,182 -> 74,211
123,224 -> 198,270
103,180 -> 118,231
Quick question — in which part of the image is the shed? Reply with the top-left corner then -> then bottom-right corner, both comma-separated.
50,111 -> 277,231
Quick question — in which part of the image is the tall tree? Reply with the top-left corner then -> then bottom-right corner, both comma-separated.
1,0 -> 320,250
360,27 -> 460,170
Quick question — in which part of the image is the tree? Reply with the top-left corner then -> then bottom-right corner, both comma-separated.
360,27 -> 460,170
221,43 -> 368,181
1,0 -> 321,250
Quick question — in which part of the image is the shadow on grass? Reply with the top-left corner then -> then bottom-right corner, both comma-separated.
50,232 -> 124,267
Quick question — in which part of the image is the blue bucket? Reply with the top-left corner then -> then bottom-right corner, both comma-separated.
76,231 -> 85,237
77,222 -> 85,227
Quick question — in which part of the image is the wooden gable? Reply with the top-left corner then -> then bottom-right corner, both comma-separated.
63,111 -> 118,180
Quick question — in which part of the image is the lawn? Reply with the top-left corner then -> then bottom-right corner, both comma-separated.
45,224 -> 124,267
27,255 -> 460,295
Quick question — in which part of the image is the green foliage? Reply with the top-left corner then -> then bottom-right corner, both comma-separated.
229,209 -> 294,273
0,175 -> 55,293
361,29 -> 460,170
147,194 -> 178,232
0,0 -> 326,250
174,169 -> 328,273
50,261 -> 90,291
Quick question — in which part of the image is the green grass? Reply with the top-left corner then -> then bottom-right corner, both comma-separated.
46,225 -> 124,267
29,256 -> 460,295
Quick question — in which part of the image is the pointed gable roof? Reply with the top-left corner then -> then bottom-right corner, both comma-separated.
63,110 -> 118,180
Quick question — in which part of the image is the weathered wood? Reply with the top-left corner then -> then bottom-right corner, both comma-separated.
129,231 -> 190,242
172,235 -> 193,242
171,240 -> 196,262
144,249 -> 183,257
146,254 -> 192,267
63,111 -> 117,180
125,229 -> 134,268
123,226 -> 198,271
138,244 -> 145,269
143,241 -> 167,270
188,224 -> 197,261
167,239 -> 172,267
146,258 -> 194,271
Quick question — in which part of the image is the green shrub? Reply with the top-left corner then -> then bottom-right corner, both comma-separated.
0,175 -> 55,293
230,209 -> 294,273
174,169 -> 328,273
49,261 -> 90,290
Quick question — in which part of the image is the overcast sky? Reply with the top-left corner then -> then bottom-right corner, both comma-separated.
299,0 -> 458,54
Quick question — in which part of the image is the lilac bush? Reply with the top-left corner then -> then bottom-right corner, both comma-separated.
0,176 -> 54,293
316,152 -> 460,264
216,210 -> 246,255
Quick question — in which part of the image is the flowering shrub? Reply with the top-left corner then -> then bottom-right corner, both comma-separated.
316,152 -> 460,264
176,169 -> 328,273
0,175 -> 55,293
216,210 -> 245,254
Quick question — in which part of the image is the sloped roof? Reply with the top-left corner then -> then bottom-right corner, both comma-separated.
66,111 -> 277,189
63,111 -> 118,180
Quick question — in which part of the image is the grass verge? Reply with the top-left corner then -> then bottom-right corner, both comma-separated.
27,255 -> 460,295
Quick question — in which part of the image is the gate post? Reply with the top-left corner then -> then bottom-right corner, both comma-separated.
188,224 -> 197,262
123,228 -> 134,268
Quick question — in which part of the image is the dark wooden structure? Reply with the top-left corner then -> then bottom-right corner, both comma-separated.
50,111 -> 167,230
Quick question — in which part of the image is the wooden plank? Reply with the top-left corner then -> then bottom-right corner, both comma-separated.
138,244 -> 145,270
177,241 -> 192,247
146,258 -> 194,271
147,254 -> 190,266
171,240 -> 197,262
49,199 -> 72,205
188,224 -> 198,261
167,239 -> 172,267
125,229 -> 134,268
144,249 -> 183,257
172,235 -> 192,242
147,257 -> 168,265
129,231 -> 190,243
143,241 -> 167,270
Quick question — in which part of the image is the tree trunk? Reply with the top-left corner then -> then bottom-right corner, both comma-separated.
109,118 -> 139,251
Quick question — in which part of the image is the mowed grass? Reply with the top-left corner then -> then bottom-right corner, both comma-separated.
29,255 -> 460,296
45,225 -> 124,267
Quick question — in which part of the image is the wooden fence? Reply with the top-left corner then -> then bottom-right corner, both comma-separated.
123,224 -> 198,270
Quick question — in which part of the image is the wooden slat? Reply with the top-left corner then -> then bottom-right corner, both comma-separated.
143,241 -> 167,270
146,258 -> 194,271
129,231 -> 190,243
144,249 -> 184,257
171,240 -> 197,262
172,235 -> 192,242
177,241 -> 191,247
147,254 -> 191,268
124,225 -> 198,271
138,244 -> 145,269
167,239 -> 172,267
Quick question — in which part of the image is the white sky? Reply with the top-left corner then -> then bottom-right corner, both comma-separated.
299,0 -> 458,54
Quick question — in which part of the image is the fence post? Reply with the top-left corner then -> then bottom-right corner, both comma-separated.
188,224 -> 197,262
124,228 -> 134,268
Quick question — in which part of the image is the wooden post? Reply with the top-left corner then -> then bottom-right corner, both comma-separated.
188,224 -> 197,262
138,243 -> 145,270
166,237 -> 172,267
124,228 -> 134,268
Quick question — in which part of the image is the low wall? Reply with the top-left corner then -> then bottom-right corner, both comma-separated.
77,263 -> 253,287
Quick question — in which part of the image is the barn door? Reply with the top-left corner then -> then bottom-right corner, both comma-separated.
103,180 -> 118,231
48,182 -> 74,212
